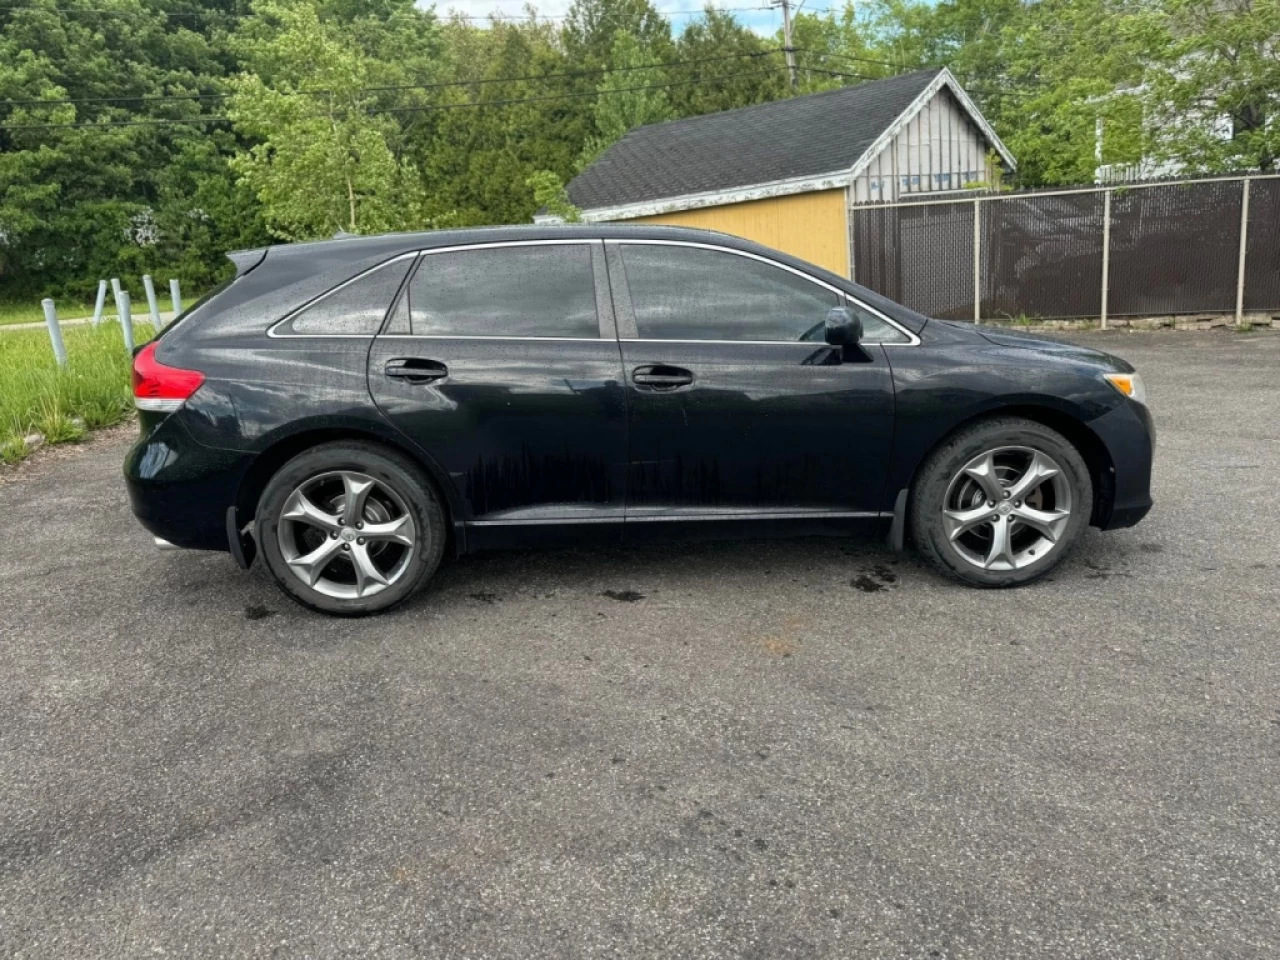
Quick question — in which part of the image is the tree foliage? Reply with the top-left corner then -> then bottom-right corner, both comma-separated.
1,0 -> 1273,301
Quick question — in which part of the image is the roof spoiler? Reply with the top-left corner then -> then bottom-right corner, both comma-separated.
226,247 -> 268,278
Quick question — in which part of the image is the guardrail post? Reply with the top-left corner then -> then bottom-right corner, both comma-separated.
1236,178 -> 1251,324
1100,189 -> 1112,330
169,278 -> 183,318
142,274 -> 162,331
973,198 -> 982,324
119,291 -> 134,353
91,280 -> 108,326
42,299 -> 67,368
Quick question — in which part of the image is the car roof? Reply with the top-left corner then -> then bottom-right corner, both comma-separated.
247,223 -> 764,260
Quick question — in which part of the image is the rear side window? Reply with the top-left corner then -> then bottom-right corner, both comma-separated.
406,244 -> 598,338
282,257 -> 413,336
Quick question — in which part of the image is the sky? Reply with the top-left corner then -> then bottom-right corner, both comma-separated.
424,0 -> 795,37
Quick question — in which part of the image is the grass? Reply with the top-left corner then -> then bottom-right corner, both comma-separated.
0,299 -> 102,327
0,320 -> 156,464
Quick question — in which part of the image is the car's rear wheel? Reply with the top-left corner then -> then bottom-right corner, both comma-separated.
910,417 -> 1093,587
256,441 -> 446,615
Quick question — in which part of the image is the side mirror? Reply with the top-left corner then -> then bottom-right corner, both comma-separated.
824,306 -> 862,347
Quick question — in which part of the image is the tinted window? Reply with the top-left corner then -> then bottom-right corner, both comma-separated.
620,244 -> 838,342
287,257 -> 412,335
408,244 -> 598,338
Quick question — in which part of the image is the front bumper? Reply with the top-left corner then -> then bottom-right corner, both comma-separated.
1088,398 -> 1155,530
123,411 -> 254,551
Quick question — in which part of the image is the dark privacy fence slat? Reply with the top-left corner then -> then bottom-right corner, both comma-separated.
1107,180 -> 1241,316
851,202 -> 974,320
850,176 -> 1278,320
1244,179 -> 1280,312
980,192 -> 1105,320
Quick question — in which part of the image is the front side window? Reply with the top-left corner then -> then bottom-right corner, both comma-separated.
285,257 -> 413,336
407,244 -> 598,338
619,244 -> 911,343
620,244 -> 839,342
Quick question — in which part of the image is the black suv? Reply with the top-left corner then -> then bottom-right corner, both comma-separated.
125,225 -> 1154,615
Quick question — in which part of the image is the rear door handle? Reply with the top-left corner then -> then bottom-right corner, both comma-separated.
632,365 -> 693,390
385,357 -> 448,384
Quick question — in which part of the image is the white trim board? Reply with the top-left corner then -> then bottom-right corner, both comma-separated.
574,68 -> 1017,223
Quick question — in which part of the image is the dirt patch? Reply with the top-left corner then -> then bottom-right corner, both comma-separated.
0,421 -> 136,486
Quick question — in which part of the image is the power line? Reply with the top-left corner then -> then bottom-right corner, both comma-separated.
2,48 -> 787,109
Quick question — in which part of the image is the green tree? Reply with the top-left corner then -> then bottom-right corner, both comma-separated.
669,7 -> 788,116
577,29 -> 672,168
1133,0 -> 1280,172
227,0 -> 435,239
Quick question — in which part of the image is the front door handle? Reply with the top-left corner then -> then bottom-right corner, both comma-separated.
385,357 -> 448,384
632,365 -> 693,390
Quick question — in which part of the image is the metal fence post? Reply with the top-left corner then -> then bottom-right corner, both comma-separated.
1236,178 -> 1251,323
42,299 -> 67,368
119,291 -> 134,353
142,274 -> 162,330
169,278 -> 183,318
91,280 -> 108,326
973,198 -> 982,324
110,278 -> 124,324
1100,190 -> 1112,330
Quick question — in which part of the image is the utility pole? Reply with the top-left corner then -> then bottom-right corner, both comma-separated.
774,0 -> 797,92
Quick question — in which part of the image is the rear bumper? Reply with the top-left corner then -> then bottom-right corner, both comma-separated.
123,412 -> 254,551
1089,399 -> 1155,530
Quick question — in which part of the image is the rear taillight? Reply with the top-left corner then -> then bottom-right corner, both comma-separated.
132,342 -> 204,413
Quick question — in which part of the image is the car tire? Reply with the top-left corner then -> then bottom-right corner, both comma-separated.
909,416 -> 1093,588
255,440 -> 447,616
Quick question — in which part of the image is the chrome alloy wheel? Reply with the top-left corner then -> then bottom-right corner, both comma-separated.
276,470 -> 417,600
942,446 -> 1073,572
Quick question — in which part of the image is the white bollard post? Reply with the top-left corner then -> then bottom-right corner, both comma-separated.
92,280 -> 108,326
142,274 -> 162,331
169,278 -> 182,318
110,278 -> 124,324
42,299 -> 67,368
119,291 -> 135,353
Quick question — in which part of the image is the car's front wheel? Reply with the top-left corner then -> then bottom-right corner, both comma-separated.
256,441 -> 446,615
910,417 -> 1093,587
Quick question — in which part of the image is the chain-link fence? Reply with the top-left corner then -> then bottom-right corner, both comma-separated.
849,175 -> 1280,322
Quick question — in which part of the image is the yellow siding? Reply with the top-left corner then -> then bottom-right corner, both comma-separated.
621,189 -> 849,277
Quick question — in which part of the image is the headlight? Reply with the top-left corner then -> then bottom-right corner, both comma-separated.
1103,372 -> 1147,405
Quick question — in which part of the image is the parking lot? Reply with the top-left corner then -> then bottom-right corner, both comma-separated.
1,330 -> 1277,958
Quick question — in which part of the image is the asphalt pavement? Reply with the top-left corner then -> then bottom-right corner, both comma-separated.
1,330 -> 1277,959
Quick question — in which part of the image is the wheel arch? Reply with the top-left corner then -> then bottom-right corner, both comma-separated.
233,425 -> 466,556
903,404 -> 1116,528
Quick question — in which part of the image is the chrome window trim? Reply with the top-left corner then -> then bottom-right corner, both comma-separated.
604,238 -> 921,347
267,252 -> 420,339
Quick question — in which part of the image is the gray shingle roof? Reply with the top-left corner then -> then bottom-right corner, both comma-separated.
567,69 -> 943,211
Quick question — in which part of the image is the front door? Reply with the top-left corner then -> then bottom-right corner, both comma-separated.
369,240 -> 628,531
606,240 -> 898,524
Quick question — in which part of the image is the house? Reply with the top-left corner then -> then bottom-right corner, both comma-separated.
547,67 -> 1016,278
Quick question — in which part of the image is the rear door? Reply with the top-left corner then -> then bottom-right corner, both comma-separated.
607,239 -> 901,524
368,240 -> 628,530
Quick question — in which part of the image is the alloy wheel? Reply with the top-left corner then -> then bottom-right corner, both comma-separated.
276,470 -> 417,600
942,446 -> 1073,572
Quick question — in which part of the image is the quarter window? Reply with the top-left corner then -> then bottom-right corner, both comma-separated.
407,244 -> 599,338
286,257 -> 413,336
